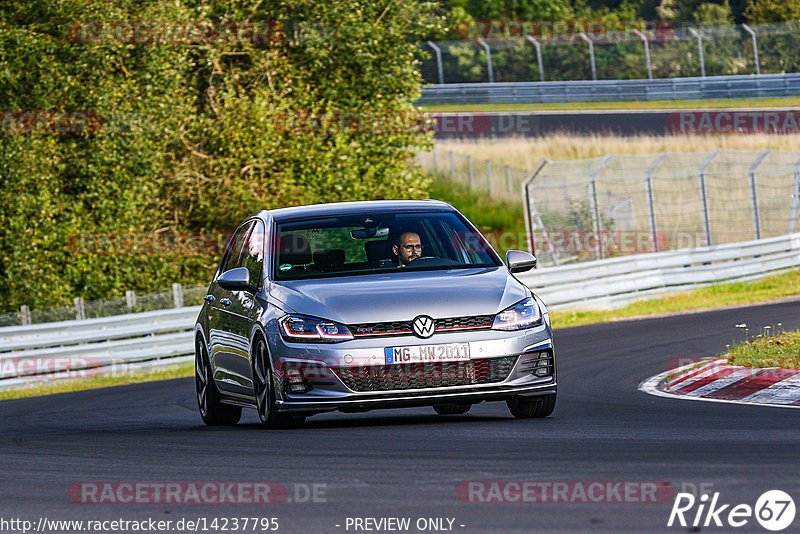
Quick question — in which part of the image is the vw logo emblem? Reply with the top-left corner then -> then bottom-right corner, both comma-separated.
412,315 -> 435,338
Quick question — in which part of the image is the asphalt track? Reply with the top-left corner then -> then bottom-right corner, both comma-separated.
2,300 -> 800,533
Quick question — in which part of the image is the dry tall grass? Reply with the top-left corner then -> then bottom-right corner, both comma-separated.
435,134 -> 800,168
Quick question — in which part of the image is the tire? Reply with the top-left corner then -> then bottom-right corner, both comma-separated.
195,336 -> 241,426
506,393 -> 556,419
433,402 -> 472,415
252,336 -> 305,429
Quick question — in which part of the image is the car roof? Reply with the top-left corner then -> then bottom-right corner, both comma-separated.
253,199 -> 455,222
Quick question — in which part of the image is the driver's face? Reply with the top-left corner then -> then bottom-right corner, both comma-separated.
393,232 -> 422,267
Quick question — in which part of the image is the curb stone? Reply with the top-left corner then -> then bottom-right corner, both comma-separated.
639,358 -> 800,408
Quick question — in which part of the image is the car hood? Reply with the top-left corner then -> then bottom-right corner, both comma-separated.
269,267 -> 529,325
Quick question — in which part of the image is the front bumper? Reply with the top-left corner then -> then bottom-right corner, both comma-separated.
266,322 -> 557,414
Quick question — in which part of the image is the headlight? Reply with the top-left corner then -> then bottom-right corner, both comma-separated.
492,297 -> 542,331
280,314 -> 354,343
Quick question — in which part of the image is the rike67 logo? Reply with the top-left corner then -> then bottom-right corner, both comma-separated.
668,490 -> 795,531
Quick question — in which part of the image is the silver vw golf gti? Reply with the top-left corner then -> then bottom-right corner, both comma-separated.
194,200 -> 556,427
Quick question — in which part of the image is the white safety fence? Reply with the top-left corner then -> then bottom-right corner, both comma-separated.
519,232 -> 800,310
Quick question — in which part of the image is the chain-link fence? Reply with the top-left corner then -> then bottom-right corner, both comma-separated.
417,148 -> 530,202
0,284 -> 207,327
418,22 -> 800,84
418,148 -> 800,267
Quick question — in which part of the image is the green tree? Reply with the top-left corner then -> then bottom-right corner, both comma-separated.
745,0 -> 800,22
0,0 -> 440,313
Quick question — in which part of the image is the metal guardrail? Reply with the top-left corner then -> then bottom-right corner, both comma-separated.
416,73 -> 800,105
0,306 -> 200,387
518,233 -> 800,310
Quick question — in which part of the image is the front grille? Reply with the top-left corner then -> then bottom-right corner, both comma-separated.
331,355 -> 518,392
350,314 -> 494,338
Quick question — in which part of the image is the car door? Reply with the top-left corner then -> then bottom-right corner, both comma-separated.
227,219 -> 267,396
208,220 -> 254,396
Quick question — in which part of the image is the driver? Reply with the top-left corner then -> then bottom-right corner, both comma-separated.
392,231 -> 422,267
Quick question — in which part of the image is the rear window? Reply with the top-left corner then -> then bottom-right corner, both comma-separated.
273,211 -> 500,281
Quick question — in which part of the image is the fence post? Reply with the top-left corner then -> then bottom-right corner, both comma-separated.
74,297 -> 85,321
450,150 -> 455,180
748,150 -> 771,240
476,38 -> 494,83
525,36 -> 545,82
19,305 -> 31,326
426,41 -> 444,84
577,32 -> 597,81
645,153 -> 667,252
742,24 -> 760,76
126,290 -> 137,311
486,160 -> 493,196
521,158 -> 557,263
432,146 -> 437,170
173,283 -> 184,308
790,161 -> 800,234
688,27 -> 705,77
632,29 -> 653,80
698,149 -> 720,246
505,165 -> 513,195
588,155 -> 613,259
467,155 -> 474,189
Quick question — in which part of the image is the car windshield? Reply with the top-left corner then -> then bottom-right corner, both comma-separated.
273,211 -> 501,281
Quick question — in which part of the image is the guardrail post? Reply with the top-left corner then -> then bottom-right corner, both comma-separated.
476,38 -> 494,83
525,36 -> 545,82
698,149 -> 720,246
74,297 -> 85,321
126,290 -> 137,311
790,161 -> 800,234
19,305 -> 31,326
748,150 -> 771,239
486,160 -> 493,196
645,153 -> 667,252
688,27 -> 705,77
450,150 -> 455,180
577,33 -> 597,81
742,24 -> 760,76
173,283 -> 184,308
505,165 -> 513,195
467,155 -> 474,189
632,29 -> 653,80
426,41 -> 444,84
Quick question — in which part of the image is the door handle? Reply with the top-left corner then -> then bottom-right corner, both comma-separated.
220,298 -> 232,307
204,295 -> 215,303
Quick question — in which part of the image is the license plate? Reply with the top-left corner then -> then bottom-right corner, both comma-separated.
384,343 -> 470,365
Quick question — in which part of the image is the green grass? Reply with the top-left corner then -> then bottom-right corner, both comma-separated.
428,174 -> 526,257
422,97 -> 800,113
550,268 -> 800,329
0,361 -> 194,401
726,327 -> 800,369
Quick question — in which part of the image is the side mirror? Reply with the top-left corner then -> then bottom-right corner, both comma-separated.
506,250 -> 537,273
217,267 -> 252,291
